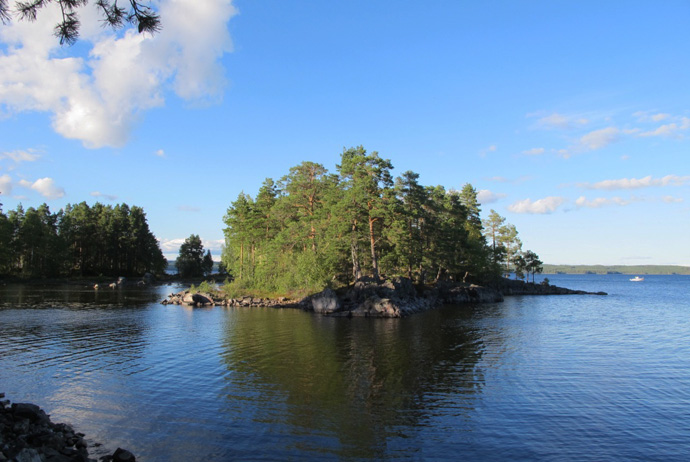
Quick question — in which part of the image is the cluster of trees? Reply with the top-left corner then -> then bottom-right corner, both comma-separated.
222,147 -> 542,294
0,201 -> 167,278
482,209 -> 543,282
175,234 -> 214,278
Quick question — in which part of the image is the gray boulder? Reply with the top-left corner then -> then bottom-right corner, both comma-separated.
311,288 -> 342,314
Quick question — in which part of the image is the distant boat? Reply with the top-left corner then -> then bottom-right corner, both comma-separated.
630,276 -> 644,282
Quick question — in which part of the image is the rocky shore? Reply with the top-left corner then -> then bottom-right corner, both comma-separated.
160,276 -> 606,318
0,393 -> 135,462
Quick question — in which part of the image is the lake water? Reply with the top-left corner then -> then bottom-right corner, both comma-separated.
1,274 -> 689,461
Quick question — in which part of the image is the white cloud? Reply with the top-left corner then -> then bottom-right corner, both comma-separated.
90,191 -> 118,201
522,147 -> 545,156
0,149 -> 40,162
0,1 -> 238,148
662,195 -> 683,203
579,175 -> 690,190
638,117 -> 690,138
633,111 -> 672,123
531,112 -> 589,130
507,196 -> 565,214
477,189 -> 507,204
18,177 -> 65,199
159,237 -> 224,253
159,238 -> 186,253
579,127 -> 619,150
538,112 -> 569,129
0,174 -> 12,195
155,149 -> 165,157
575,196 -> 639,208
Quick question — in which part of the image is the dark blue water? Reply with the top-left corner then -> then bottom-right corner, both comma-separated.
1,275 -> 689,461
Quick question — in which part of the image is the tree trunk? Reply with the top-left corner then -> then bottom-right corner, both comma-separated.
368,216 -> 379,281
351,242 -> 362,281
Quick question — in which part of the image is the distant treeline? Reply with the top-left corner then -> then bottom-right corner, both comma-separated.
0,202 -> 167,278
543,264 -> 690,275
222,146 -> 541,296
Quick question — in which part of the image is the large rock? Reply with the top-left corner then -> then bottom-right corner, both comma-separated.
311,288 -> 342,314
182,292 -> 214,306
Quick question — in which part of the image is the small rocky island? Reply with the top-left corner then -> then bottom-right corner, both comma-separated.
162,277 -> 607,318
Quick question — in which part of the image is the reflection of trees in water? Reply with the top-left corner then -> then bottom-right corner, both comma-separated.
0,283 -> 166,308
220,305 -> 494,459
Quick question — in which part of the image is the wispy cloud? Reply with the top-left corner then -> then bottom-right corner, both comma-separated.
477,189 -> 507,204
90,191 -> 118,201
155,149 -> 166,158
579,127 -> 619,150
0,149 -> 41,163
633,111 -> 672,123
529,112 -> 589,130
0,1 -> 238,149
522,147 -> 545,156
578,175 -> 690,190
638,117 -> 690,138
18,177 -> 65,199
662,195 -> 683,203
575,196 -> 641,208
507,196 -> 565,214
159,237 -> 224,254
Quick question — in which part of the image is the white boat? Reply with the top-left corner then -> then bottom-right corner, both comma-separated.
630,276 -> 644,282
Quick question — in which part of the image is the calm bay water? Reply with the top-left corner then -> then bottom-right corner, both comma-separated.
1,274 -> 689,461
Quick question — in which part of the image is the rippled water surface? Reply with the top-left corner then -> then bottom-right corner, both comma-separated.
1,275 -> 689,461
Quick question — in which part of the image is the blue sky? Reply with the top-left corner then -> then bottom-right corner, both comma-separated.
1,0 -> 689,265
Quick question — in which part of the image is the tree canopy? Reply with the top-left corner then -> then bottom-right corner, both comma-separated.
0,0 -> 160,45
0,201 -> 167,277
221,147 -> 535,295
175,234 -> 213,278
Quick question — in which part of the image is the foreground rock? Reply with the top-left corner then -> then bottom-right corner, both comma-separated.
0,393 -> 135,462
162,290 -> 300,308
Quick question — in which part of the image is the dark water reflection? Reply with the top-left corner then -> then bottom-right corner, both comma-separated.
220,307 -> 489,459
2,276 -> 690,461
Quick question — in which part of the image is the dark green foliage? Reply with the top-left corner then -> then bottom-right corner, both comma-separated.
0,201 -> 166,277
221,147 -> 530,294
175,234 -> 207,278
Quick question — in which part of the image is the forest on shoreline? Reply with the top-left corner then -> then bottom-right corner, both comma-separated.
0,202 -> 167,278
1,147 -> 547,290
543,264 -> 690,275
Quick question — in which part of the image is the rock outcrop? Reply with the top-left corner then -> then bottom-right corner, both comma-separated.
303,277 -> 503,318
162,291 -> 300,308
162,277 -> 605,318
494,278 -> 607,296
0,393 -> 135,462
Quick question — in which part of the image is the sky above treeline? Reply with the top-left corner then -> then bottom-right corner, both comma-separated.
1,1 -> 689,266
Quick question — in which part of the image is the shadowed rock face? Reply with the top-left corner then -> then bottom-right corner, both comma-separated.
0,393 -> 136,462
303,277 -> 504,318
302,276 -> 605,318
